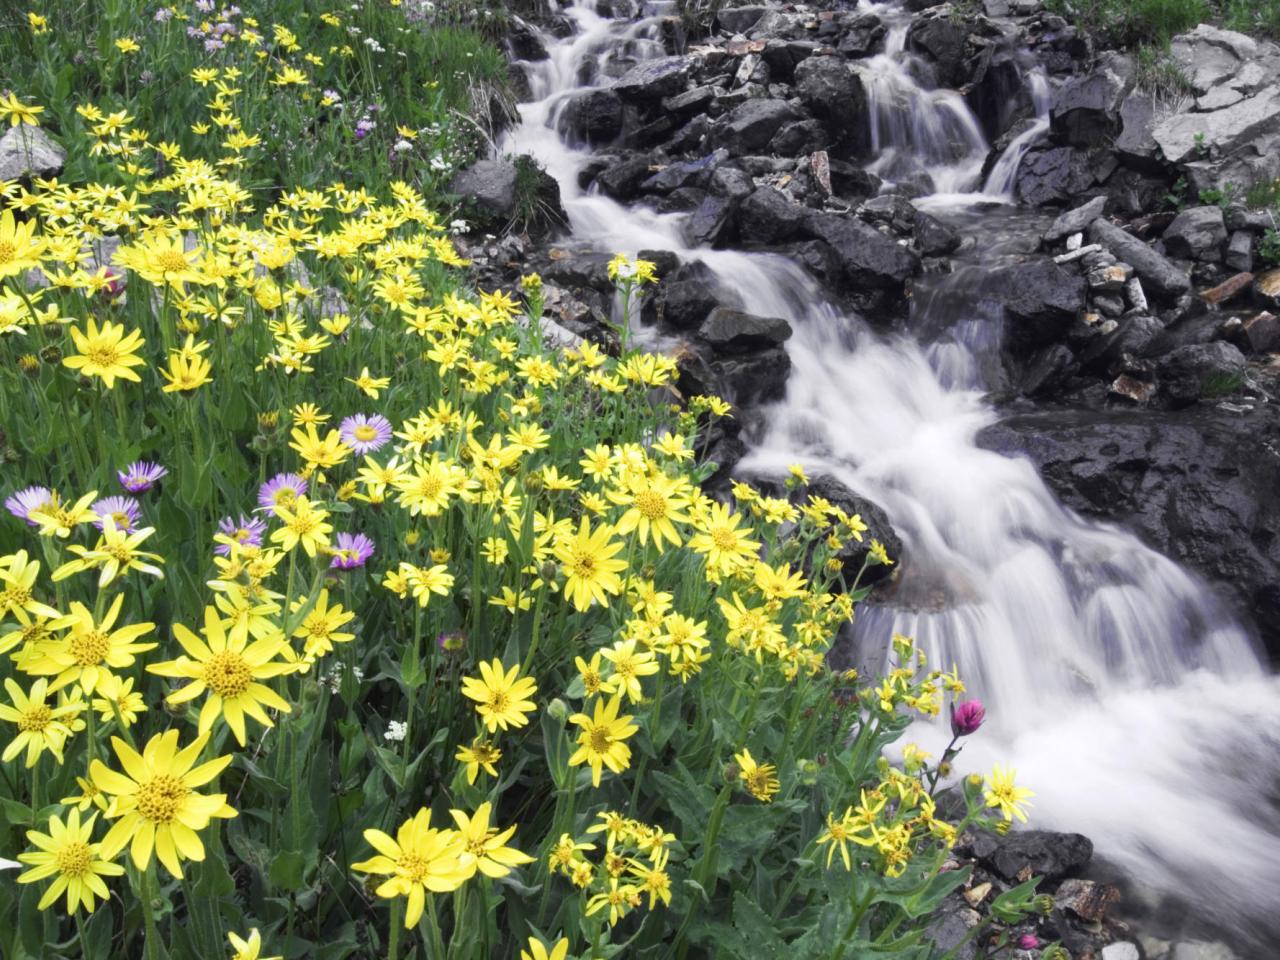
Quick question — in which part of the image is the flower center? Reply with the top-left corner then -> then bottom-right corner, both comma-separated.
86,345 -> 123,369
289,512 -> 318,535
156,250 -> 189,274
633,490 -> 667,520
0,240 -> 15,264
488,689 -> 510,715
108,543 -> 134,563
201,650 -> 252,698
354,424 -> 378,441
398,853 -> 429,883
589,727 -> 612,754
569,553 -> 597,579
55,840 -> 93,877
2,584 -> 32,609
711,527 -> 738,550
415,475 -> 444,500
18,704 -> 52,732
136,774 -> 189,823
70,629 -> 111,666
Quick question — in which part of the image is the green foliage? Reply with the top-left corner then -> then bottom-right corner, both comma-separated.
1134,44 -> 1193,101
1260,228 -> 1280,267
1199,183 -> 1239,209
1222,0 -> 1280,38
1045,0 -> 1207,46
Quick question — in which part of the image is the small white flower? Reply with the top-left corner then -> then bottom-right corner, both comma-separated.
450,219 -> 469,234
384,720 -> 407,742
393,139 -> 413,153
429,154 -> 449,172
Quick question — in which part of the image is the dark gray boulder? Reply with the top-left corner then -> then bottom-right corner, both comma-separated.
595,155 -> 654,201
739,187 -> 808,244
986,260 -> 1088,349
651,278 -> 719,330
709,348 -> 792,407
1049,53 -> 1134,148
961,830 -> 1093,883
686,194 -> 738,246
716,5 -> 769,34
561,90 -> 625,145
1014,146 -> 1096,207
450,157 -> 567,236
713,98 -> 802,154
915,211 -> 961,256
802,212 -> 921,289
793,55 -> 867,144
1156,341 -> 1247,407
906,16 -> 970,88
1043,196 -> 1108,243
698,306 -> 793,351
1089,219 -> 1192,300
978,406 -> 1280,657
612,56 -> 694,102
1162,206 -> 1228,262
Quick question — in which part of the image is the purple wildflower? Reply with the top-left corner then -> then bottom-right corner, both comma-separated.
154,7 -> 174,22
215,514 -> 268,556
92,496 -> 142,532
330,532 -> 375,570
339,413 -> 392,454
437,630 -> 466,654
5,485 -> 53,525
950,699 -> 986,737
118,461 -> 168,494
258,472 -> 308,512
195,0 -> 214,11
1017,934 -> 1040,950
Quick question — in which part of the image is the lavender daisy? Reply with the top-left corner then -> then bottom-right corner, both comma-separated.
339,413 -> 393,454
330,532 -> 375,570
4,485 -> 52,525
118,461 -> 168,494
257,472 -> 308,513
215,514 -> 268,556
91,496 -> 143,532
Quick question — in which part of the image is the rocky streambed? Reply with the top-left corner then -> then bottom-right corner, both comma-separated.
448,0 -> 1280,955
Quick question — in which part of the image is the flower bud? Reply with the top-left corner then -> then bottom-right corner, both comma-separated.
1041,946 -> 1071,960
993,819 -> 1012,836
723,762 -> 741,784
798,759 -> 819,786
1017,934 -> 1040,950
540,560 -> 559,583
546,698 -> 568,722
1033,895 -> 1054,915
950,699 -> 986,737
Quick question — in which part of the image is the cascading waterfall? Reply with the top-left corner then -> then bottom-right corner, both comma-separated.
502,0 -> 1280,942
982,68 -> 1052,198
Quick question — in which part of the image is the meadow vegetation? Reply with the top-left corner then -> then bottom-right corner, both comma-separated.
0,2 -> 1044,958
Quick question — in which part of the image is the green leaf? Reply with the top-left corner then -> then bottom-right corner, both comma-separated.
269,850 -> 308,892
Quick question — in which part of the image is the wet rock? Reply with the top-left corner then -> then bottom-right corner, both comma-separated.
1163,206 -> 1227,261
1089,219 -> 1191,300
642,153 -> 723,194
686,194 -> 738,246
915,211 -> 961,256
1225,231 -> 1254,273
0,125 -> 65,182
987,260 -> 1089,349
595,155 -> 654,201
708,165 -> 755,200
1044,196 -> 1108,243
1020,344 -> 1077,397
561,90 -> 625,145
613,56 -> 695,102
1053,878 -> 1121,922
760,39 -> 820,80
713,98 -> 802,154
1254,268 -> 1280,309
1152,85 -> 1280,164
965,47 -> 1031,141
1015,145 -> 1096,206
1156,341 -> 1247,407
1078,314 -> 1163,373
906,15 -> 970,88
716,5 -> 769,34
506,17 -> 548,61
663,85 -> 718,117
709,347 -> 791,406
698,306 -> 792,351
979,405 -> 1280,657
450,158 -> 568,237
770,119 -> 829,157
1108,168 -> 1168,216
794,55 -> 867,145
962,830 -> 1093,883
838,14 -> 887,57
1237,311 -> 1279,353
542,252 -> 616,293
790,475 -> 901,586
828,158 -> 881,202
1050,52 -> 1135,148
650,278 -> 719,330
739,187 -> 808,244
802,211 -> 921,289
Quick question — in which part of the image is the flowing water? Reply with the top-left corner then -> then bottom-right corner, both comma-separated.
504,0 -> 1280,944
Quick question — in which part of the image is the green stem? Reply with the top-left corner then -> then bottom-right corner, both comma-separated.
829,886 -> 876,960
388,898 -> 402,960
140,865 -> 162,960
424,894 -> 446,960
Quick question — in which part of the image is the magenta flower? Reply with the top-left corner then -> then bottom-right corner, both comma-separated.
5,485 -> 52,525
118,461 -> 167,494
92,496 -> 142,532
1017,934 -> 1040,950
330,532 -> 375,570
257,472 -> 308,513
339,413 -> 392,454
215,514 -> 268,556
950,699 -> 986,737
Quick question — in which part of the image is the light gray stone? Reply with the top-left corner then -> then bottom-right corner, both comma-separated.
1089,218 -> 1191,299
1163,205 -> 1227,261
1170,941 -> 1240,960
1101,943 -> 1140,960
1153,85 -> 1280,163
0,125 -> 65,182
1226,230 -> 1254,272
1045,196 -> 1108,242
1170,24 -> 1257,93
1196,86 -> 1244,111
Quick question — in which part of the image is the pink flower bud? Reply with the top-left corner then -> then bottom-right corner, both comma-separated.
1018,933 -> 1040,949
102,268 -> 125,298
950,699 -> 985,737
